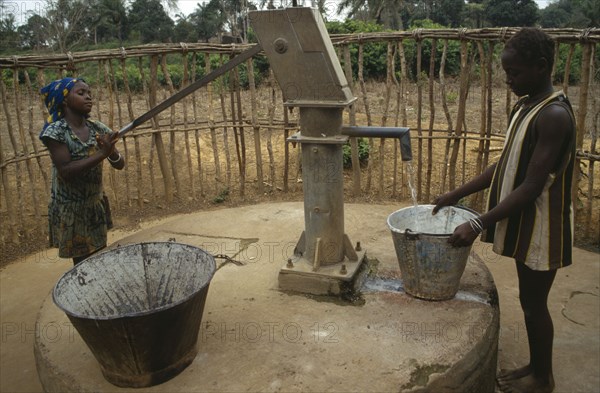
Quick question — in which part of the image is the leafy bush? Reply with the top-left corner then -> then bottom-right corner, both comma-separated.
327,20 -> 389,80
401,19 -> 462,81
553,44 -> 582,85
159,63 -> 184,88
326,19 -> 464,82
343,137 -> 370,168
446,90 -> 458,104
113,63 -> 143,92
212,188 -> 229,203
192,53 -> 263,90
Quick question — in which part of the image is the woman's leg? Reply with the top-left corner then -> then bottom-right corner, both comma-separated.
72,255 -> 88,265
72,247 -> 105,266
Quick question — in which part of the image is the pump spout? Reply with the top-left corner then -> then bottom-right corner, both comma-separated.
340,126 -> 412,161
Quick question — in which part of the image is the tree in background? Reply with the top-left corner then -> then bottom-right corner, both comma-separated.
539,0 -> 571,27
2,0 -> 599,54
159,0 -> 179,14
484,0 -> 538,27
90,0 -> 129,45
222,0 -> 253,42
189,0 -> 226,42
173,13 -> 198,43
409,0 -> 464,27
0,12 -> 20,51
128,0 -> 174,43
539,0 -> 599,28
17,14 -> 50,50
464,0 -> 485,28
337,0 -> 407,29
43,0 -> 90,51
436,0 -> 464,27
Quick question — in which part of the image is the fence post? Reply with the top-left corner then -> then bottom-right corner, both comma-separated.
425,38 -> 437,203
358,43 -> 374,192
573,42 -> 593,228
449,39 -> 470,191
0,80 -> 19,243
247,57 -> 264,194
342,44 -> 361,196
149,55 -> 173,204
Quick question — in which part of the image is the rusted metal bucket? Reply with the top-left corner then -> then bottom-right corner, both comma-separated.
53,242 -> 216,387
387,205 -> 479,300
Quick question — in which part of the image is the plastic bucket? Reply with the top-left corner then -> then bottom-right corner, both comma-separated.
387,205 -> 479,300
53,242 -> 216,387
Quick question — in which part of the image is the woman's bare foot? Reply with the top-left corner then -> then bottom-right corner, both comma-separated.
497,373 -> 555,393
497,365 -> 532,382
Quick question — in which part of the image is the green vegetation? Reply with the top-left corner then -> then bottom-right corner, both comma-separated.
2,0 -> 598,56
554,44 -> 584,85
343,138 -> 370,169
1,0 -> 598,91
327,20 -> 389,80
212,188 -> 230,204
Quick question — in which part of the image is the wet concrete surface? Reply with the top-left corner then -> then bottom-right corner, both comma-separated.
1,202 -> 598,392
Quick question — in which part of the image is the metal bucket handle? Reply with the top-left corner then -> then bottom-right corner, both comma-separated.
454,205 -> 480,217
214,254 -> 244,270
167,237 -> 244,271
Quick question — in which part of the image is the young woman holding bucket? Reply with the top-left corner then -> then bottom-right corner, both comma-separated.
39,78 -> 125,265
433,28 -> 576,393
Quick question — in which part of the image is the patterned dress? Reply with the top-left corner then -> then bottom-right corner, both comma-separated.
40,119 -> 114,258
482,91 -> 576,271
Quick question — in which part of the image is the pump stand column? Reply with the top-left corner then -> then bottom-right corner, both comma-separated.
248,7 -> 366,295
299,108 -> 346,266
281,107 -> 365,295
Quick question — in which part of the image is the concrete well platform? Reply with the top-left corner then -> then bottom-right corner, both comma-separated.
34,202 -> 499,392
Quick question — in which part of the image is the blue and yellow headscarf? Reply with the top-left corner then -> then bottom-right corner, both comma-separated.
40,77 -> 87,132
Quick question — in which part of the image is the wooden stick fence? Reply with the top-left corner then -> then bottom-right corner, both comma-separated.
1,28 -> 598,259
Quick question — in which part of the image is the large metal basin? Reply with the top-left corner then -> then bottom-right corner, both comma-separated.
53,242 -> 216,387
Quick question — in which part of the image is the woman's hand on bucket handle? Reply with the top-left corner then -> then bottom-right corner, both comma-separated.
448,222 -> 478,247
432,192 -> 460,215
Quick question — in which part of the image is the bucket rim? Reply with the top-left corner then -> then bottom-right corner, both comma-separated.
386,204 -> 480,236
52,241 -> 217,321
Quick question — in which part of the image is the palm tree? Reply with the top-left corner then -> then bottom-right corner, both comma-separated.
190,0 -> 226,42
89,0 -> 128,44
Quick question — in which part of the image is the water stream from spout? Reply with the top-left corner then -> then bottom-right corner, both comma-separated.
406,161 -> 419,231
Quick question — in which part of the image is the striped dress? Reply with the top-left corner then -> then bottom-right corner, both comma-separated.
482,91 -> 576,271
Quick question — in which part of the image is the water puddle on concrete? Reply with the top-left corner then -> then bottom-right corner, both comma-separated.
453,291 -> 490,305
362,276 -> 490,305
281,256 -> 490,306
362,277 -> 405,293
